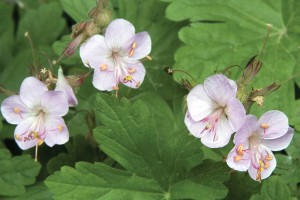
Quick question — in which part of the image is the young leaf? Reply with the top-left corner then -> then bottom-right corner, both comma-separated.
59,0 -> 96,22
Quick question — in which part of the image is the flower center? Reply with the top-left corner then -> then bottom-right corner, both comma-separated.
200,107 -> 225,141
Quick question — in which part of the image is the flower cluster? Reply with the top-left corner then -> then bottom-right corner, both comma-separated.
184,74 -> 294,181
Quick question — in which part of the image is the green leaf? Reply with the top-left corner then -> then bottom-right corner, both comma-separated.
92,93 -> 228,199
165,0 -> 299,116
2,183 -> 53,200
59,0 -> 96,22
0,148 -> 41,196
46,162 -> 165,200
45,93 -> 229,199
16,2 -> 66,49
250,176 -> 292,200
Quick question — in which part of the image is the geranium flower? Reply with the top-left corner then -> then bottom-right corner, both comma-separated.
80,18 -> 151,91
184,74 -> 246,148
226,111 -> 294,181
55,67 -> 78,107
0,77 -> 69,160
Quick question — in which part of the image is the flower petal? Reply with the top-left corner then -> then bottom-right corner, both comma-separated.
55,68 -> 78,107
105,19 -> 135,51
257,110 -> 289,139
264,127 -> 294,151
187,84 -> 216,121
226,143 -> 251,171
92,68 -> 117,91
128,32 -> 151,60
44,116 -> 69,147
184,111 -> 208,138
79,35 -> 110,68
19,77 -> 48,108
248,151 -> 276,181
41,91 -> 69,117
201,114 -> 233,148
226,97 -> 246,131
204,74 -> 237,106
1,95 -> 29,124
120,62 -> 145,89
14,117 -> 40,150
234,115 -> 257,144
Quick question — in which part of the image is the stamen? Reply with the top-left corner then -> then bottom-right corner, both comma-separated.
264,161 -> 269,169
123,75 -> 133,83
135,81 -> 141,88
256,171 -> 261,182
57,125 -> 63,132
146,55 -> 152,60
265,155 -> 273,161
37,139 -> 44,146
100,64 -> 108,71
129,49 -> 134,57
260,123 -> 269,129
234,155 -> 243,162
128,68 -> 136,74
14,108 -> 21,114
236,144 -> 244,156
132,42 -> 137,49
15,134 -> 22,141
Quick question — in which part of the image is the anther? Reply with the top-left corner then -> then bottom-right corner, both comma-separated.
146,55 -> 152,60
128,68 -> 136,74
236,144 -> 244,156
129,49 -> 134,57
234,155 -> 242,162
123,75 -> 133,83
135,81 -> 141,88
100,64 -> 107,71
265,155 -> 273,161
58,125 -> 63,132
264,161 -> 269,169
14,108 -> 21,114
256,171 -> 261,182
15,134 -> 22,141
113,85 -> 119,90
132,42 -> 137,49
260,123 -> 269,129
37,139 -> 44,146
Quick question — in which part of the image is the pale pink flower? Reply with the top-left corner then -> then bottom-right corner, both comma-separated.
226,111 -> 294,181
55,67 -> 78,107
0,77 -> 69,151
185,74 -> 246,148
80,19 -> 151,91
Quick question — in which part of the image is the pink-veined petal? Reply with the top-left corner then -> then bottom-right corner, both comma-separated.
44,116 -> 69,147
120,62 -> 145,89
14,117 -> 43,150
201,114 -> 233,148
248,150 -> 276,181
184,111 -> 209,138
204,74 -> 237,106
127,32 -> 151,60
187,84 -> 216,121
105,19 -> 135,51
92,68 -> 117,91
79,35 -> 110,68
264,127 -> 294,151
257,110 -> 289,139
40,91 -> 69,117
226,97 -> 246,131
1,95 -> 29,124
226,143 -> 251,171
55,68 -> 78,107
234,115 -> 257,144
19,77 -> 48,108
